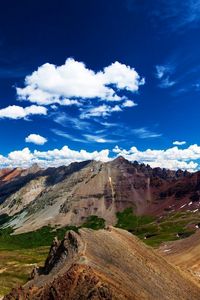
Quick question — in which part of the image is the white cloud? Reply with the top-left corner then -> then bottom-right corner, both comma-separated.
100,121 -> 118,127
80,104 -> 122,119
83,134 -> 118,143
113,145 -> 200,172
8,148 -> 34,165
159,77 -> 176,88
25,134 -> 47,145
1,144 -> 200,171
61,99 -> 81,106
0,146 -> 110,168
132,127 -> 162,138
173,141 -> 186,146
155,64 -> 176,88
103,61 -> 145,91
16,58 -> 144,105
122,100 -> 137,107
111,105 -> 122,112
51,129 -> 87,143
53,112 -> 91,130
0,105 -> 47,120
155,65 -> 167,79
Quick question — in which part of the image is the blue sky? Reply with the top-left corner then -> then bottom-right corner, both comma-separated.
0,0 -> 200,171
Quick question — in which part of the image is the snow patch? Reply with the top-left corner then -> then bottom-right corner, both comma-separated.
180,204 -> 186,209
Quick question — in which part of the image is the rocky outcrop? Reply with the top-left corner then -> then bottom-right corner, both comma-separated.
4,264 -> 113,300
4,227 -> 200,299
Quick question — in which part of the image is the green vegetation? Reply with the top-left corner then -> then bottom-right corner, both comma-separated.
115,208 -> 195,247
82,215 -> 105,230
116,208 -> 155,230
0,225 -> 78,251
0,246 -> 48,296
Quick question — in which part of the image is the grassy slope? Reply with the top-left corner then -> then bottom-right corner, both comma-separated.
0,247 -> 48,296
116,208 -> 196,247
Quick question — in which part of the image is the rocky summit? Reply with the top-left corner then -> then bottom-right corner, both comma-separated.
4,227 -> 200,300
0,157 -> 200,233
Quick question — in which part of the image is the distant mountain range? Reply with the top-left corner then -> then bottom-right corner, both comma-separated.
0,156 -> 200,233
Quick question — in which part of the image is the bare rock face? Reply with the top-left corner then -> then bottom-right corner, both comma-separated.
4,265 -> 113,300
43,231 -> 85,275
0,168 -> 23,185
4,228 -> 200,300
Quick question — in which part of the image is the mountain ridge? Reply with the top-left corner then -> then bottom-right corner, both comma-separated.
0,157 -> 199,233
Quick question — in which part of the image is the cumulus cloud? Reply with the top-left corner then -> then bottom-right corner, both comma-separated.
1,144 -> 200,171
0,105 -> 47,120
0,146 -> 110,168
173,141 -> 186,146
113,145 -> 200,172
122,100 -> 137,107
25,134 -> 47,145
8,148 -> 34,164
16,58 -> 144,105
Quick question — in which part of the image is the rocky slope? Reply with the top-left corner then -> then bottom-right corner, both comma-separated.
159,229 -> 200,281
4,227 -> 200,300
0,157 -> 200,233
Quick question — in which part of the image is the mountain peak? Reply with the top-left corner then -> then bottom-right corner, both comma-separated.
112,155 -> 129,164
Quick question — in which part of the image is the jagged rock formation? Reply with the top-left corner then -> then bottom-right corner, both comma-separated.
0,157 -> 200,233
4,227 -> 200,300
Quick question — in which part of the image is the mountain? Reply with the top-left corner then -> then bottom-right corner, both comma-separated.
4,227 -> 200,300
0,157 -> 200,233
